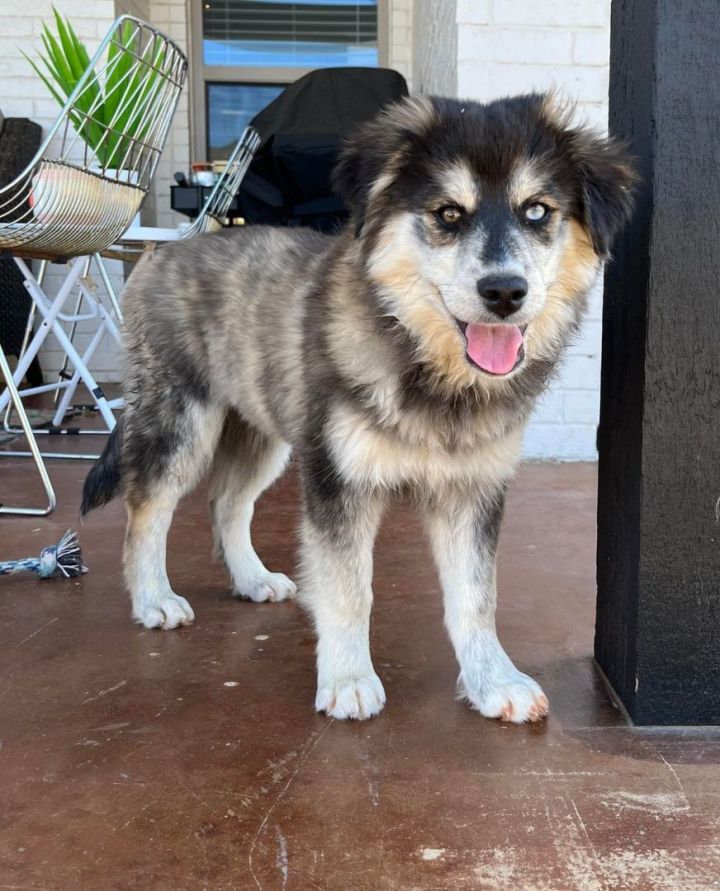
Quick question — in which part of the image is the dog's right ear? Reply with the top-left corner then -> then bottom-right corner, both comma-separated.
332,96 -> 437,237
332,129 -> 381,237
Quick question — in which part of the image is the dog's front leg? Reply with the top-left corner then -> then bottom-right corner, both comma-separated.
299,475 -> 386,721
426,486 -> 548,723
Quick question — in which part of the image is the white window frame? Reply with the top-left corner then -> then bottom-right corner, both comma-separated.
188,0 -> 390,161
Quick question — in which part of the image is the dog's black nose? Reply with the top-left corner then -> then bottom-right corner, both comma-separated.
477,276 -> 528,318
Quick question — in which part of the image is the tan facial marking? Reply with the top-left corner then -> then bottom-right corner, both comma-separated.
527,219 -> 600,358
438,161 -> 479,213
508,159 -> 551,209
550,219 -> 600,301
367,214 -> 477,390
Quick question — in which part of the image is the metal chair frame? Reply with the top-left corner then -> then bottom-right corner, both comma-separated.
182,126 -> 261,236
3,127 -> 260,455
55,126 -> 262,415
0,16 -> 187,513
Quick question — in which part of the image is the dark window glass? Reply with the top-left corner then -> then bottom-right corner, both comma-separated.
206,82 -> 285,160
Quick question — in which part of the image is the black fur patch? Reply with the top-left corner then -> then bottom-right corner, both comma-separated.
81,417 -> 124,514
475,484 -> 507,556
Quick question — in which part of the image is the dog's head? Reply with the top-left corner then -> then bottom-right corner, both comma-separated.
333,94 -> 636,386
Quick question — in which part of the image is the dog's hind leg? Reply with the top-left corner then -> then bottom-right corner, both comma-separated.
208,412 -> 294,603
123,400 -> 225,630
425,484 -> 549,724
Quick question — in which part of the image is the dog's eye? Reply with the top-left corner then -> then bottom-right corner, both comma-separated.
524,203 -> 548,222
438,206 -> 463,225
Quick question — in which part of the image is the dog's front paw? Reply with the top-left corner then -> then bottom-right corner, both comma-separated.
133,592 -> 195,630
234,571 -> 296,603
460,670 -> 548,723
315,672 -> 386,720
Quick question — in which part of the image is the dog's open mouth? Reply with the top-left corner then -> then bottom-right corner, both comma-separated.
455,320 -> 526,376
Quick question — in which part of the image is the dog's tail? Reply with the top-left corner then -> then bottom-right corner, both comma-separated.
81,416 -> 124,515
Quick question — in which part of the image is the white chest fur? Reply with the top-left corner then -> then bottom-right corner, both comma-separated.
327,403 -> 523,493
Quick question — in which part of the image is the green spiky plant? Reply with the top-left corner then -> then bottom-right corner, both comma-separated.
23,8 -> 166,170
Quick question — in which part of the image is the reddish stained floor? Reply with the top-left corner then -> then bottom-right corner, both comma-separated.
1,447 -> 720,890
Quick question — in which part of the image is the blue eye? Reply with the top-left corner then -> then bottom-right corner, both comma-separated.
525,203 -> 548,222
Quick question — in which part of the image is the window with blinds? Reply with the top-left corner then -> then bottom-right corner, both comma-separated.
202,0 -> 379,68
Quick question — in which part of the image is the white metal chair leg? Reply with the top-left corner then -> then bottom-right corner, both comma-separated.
93,253 -> 124,322
0,258 -> 117,430
53,256 -> 93,409
0,345 -> 56,516
50,266 -> 123,425
0,257 -> 85,417
3,259 -> 123,442
0,258 -> 115,462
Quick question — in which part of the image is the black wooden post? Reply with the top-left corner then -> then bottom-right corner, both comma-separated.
595,0 -> 720,725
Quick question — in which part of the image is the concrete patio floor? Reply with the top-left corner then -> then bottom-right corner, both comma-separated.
1,446 -> 720,890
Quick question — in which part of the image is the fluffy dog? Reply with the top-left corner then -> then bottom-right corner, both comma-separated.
82,93 -> 635,722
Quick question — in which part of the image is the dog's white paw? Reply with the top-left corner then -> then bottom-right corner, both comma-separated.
234,571 -> 296,603
134,593 -> 195,630
461,670 -> 548,723
315,672 -> 386,720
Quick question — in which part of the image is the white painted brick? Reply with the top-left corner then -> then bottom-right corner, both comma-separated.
556,355 -> 601,391
167,22 -> 186,42
586,278 -> 604,321
394,9 -> 411,29
1,18 -> 33,36
492,0 -> 610,29
0,98 -> 35,117
531,389 -> 564,424
564,390 -> 600,425
573,28 -> 610,66
152,4 -> 170,23
567,319 -> 602,357
32,97 -> 63,120
458,27 -> 573,65
456,0 -> 490,24
578,102 -> 609,132
0,56 -> 44,77
457,61 -> 492,98
522,422 -> 597,461
484,62 -> 609,103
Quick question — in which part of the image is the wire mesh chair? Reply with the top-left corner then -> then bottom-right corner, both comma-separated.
183,127 -> 261,236
0,16 -> 187,514
87,125 -> 260,325
100,125 -> 261,262
4,126 -> 261,458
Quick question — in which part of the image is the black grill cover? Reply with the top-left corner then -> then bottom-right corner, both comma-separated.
238,67 -> 408,231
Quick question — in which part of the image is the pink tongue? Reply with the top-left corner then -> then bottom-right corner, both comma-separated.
465,323 -> 523,374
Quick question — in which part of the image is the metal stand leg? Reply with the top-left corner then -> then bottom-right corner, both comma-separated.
0,345 -> 56,516
93,253 -> 124,322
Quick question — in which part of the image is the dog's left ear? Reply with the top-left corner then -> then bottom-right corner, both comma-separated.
570,129 -> 638,257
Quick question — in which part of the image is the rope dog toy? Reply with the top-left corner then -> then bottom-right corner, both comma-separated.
0,529 -> 87,578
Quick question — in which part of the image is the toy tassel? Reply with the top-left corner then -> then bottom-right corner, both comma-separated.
0,530 -> 87,579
